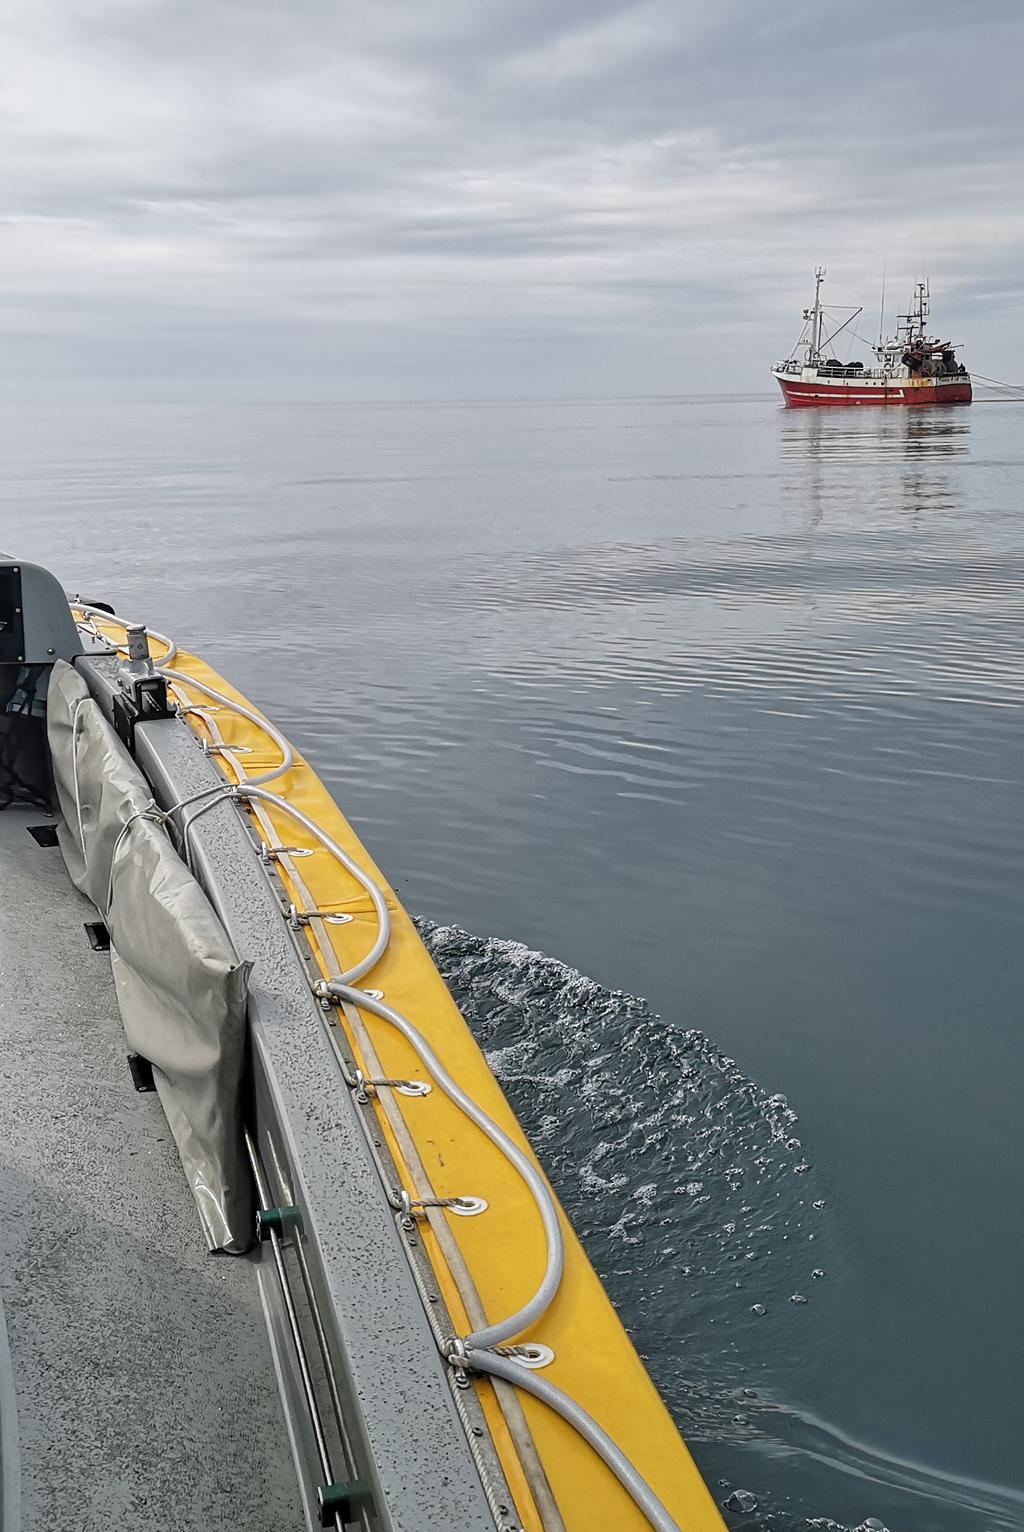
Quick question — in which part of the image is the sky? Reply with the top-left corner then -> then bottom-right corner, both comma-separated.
2,0 -> 1023,400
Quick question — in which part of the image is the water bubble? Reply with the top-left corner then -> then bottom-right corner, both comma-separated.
790,1292 -> 808,1304
857,1521 -> 890,1532
742,1387 -> 757,1398
812,1199 -> 826,1210
812,1268 -> 826,1279
723,1489 -> 758,1513
794,1163 -> 811,1174
751,1303 -> 766,1315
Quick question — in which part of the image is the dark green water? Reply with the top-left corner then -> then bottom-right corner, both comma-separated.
4,397 -> 1022,1530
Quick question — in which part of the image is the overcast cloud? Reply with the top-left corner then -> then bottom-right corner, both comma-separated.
2,0 -> 1022,398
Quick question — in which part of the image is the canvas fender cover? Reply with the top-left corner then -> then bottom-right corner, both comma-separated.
46,659 -> 253,1252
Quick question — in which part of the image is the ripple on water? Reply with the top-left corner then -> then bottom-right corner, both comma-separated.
417,919 -> 832,1399
420,921 -> 1024,1532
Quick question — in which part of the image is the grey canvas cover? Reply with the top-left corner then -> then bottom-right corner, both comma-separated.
46,659 -> 253,1252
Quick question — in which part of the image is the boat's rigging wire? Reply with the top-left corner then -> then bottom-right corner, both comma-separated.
849,326 -> 882,353
968,371 -> 1024,399
818,306 -> 862,355
70,608 -> 681,1532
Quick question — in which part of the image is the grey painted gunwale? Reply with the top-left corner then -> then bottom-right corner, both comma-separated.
76,654 -> 497,1532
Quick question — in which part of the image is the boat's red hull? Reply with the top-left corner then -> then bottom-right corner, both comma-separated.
776,375 -> 972,408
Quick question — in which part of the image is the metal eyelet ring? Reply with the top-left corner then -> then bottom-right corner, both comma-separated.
509,1343 -> 555,1370
260,844 -> 315,863
396,1080 -> 431,1098
448,1196 -> 488,1217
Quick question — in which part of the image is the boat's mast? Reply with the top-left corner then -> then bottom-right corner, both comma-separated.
914,279 -> 929,341
806,266 -> 826,362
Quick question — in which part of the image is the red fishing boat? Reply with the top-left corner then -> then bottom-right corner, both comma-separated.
773,269 -> 971,407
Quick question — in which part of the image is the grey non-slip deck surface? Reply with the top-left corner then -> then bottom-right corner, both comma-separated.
0,806 -> 302,1530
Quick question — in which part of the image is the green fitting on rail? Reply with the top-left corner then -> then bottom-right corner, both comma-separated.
255,1203 -> 301,1241
318,1480 -> 368,1526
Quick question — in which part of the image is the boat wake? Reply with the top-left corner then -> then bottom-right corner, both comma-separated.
419,921 -> 1024,1532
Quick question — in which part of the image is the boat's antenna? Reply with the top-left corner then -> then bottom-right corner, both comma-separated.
877,257 -> 887,346
803,265 -> 826,361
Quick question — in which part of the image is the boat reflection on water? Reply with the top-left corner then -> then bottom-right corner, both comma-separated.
778,406 -> 971,525
779,405 -> 971,460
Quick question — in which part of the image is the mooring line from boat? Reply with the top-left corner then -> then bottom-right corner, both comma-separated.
969,371 -> 1024,400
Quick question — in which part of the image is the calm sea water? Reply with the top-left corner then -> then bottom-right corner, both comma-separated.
4,397 -> 1023,1531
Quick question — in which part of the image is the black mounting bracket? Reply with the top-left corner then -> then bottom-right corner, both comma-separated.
84,921 -> 111,952
111,674 -> 172,756
127,1054 -> 157,1093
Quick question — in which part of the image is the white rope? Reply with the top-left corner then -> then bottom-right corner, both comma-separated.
69,696 -> 90,855
162,669 -> 294,787
466,1350 -> 680,1532
71,603 -> 177,667
324,981 -> 564,1352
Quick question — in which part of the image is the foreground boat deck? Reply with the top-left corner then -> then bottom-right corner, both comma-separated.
0,805 -> 302,1531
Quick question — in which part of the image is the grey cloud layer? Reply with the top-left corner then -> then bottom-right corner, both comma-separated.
2,0 -> 1022,396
